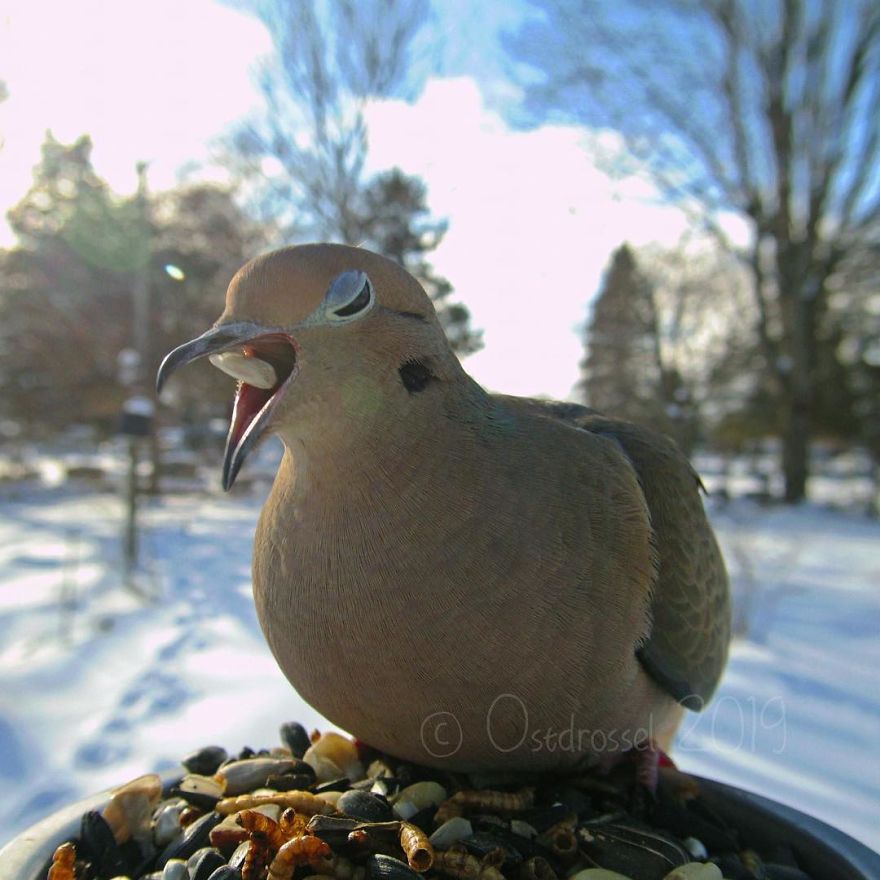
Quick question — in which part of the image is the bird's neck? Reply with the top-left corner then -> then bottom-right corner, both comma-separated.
272,374 -> 495,515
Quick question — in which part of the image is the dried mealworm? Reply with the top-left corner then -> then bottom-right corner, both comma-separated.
47,841 -> 76,880
267,836 -> 333,880
399,821 -> 434,871
217,789 -> 336,816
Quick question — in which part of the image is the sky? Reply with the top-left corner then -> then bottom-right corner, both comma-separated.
0,0 -> 700,401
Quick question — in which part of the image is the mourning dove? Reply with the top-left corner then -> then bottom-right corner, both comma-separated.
158,243 -> 730,772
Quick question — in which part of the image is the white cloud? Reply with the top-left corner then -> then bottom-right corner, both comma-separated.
365,78 -> 693,400
0,0 -> 270,218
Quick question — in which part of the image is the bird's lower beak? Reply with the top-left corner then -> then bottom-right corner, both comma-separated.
157,322 -> 298,491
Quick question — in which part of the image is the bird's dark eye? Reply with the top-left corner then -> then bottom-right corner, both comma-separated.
326,270 -> 375,322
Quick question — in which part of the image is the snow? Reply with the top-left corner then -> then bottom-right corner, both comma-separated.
673,499 -> 880,852
1,462 -> 878,854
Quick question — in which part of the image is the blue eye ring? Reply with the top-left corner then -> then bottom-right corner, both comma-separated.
326,271 -> 374,321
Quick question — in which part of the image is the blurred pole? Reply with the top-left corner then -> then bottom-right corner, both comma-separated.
124,435 -> 138,574
119,393 -> 153,593
132,162 -> 162,496
117,161 -> 155,591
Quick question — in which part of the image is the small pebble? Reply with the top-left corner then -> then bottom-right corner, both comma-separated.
304,731 -> 363,781
103,774 -> 162,846
682,836 -> 708,860
306,753 -> 345,782
367,759 -> 395,779
662,865 -> 723,880
429,816 -> 473,848
153,802 -> 184,847
393,781 -> 447,818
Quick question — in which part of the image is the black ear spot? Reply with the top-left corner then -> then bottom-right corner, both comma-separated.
398,359 -> 436,393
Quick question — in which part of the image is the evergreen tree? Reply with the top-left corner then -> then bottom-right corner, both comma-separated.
355,170 -> 482,356
580,246 -> 656,414
1,134 -> 140,433
580,244 -> 697,451
0,134 -> 259,436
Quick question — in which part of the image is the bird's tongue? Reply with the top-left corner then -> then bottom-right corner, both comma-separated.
228,382 -> 275,454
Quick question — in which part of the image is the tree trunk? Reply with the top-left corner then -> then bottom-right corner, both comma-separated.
781,392 -> 810,503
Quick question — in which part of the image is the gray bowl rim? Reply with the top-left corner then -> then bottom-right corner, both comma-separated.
1,774 -> 878,879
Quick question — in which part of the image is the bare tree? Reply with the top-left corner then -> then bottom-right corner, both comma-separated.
508,0 -> 880,501
225,0 -> 428,242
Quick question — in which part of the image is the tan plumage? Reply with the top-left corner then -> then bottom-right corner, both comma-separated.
158,243 -> 730,772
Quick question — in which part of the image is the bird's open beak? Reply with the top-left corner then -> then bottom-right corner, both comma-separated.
157,322 -> 298,490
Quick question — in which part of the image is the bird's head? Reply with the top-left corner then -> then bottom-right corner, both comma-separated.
157,243 -> 465,490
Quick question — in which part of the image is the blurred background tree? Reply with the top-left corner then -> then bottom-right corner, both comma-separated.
580,243 -> 756,456
353,169 -> 482,355
0,134 -> 141,436
508,0 -> 880,502
223,0 -> 427,241
580,245 -> 682,443
0,134 -> 261,442
2,2 -> 876,506
223,0 -> 480,355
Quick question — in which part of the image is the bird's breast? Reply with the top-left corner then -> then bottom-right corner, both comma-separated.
250,426 -> 662,770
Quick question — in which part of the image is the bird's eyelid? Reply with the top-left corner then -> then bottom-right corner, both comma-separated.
296,270 -> 375,328
325,270 -> 372,312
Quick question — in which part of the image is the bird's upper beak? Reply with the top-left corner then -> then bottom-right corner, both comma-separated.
157,322 -> 298,490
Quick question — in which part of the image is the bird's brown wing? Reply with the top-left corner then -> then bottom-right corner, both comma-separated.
517,400 -> 731,709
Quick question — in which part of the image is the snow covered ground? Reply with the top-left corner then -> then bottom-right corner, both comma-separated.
0,461 -> 878,852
